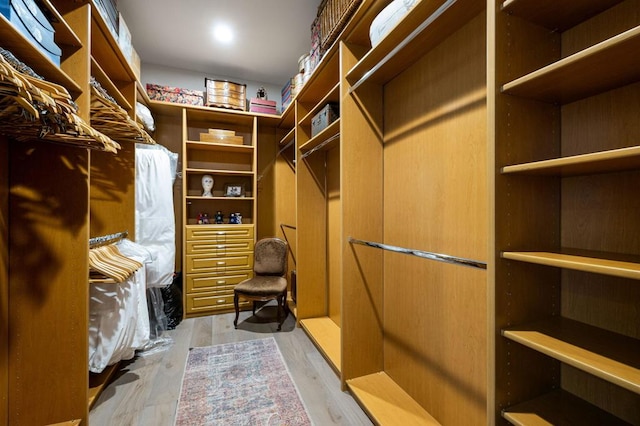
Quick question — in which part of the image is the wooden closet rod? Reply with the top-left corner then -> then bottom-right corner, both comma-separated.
89,231 -> 129,248
348,0 -> 457,94
348,237 -> 486,270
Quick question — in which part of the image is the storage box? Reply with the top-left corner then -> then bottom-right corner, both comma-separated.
249,98 -> 277,115
0,0 -> 62,65
118,12 -> 132,63
204,78 -> 246,111
146,83 -> 204,106
311,103 -> 339,137
199,128 -> 244,145
317,0 -> 362,51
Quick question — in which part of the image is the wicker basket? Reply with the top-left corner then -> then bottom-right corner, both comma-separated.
317,0 -> 363,51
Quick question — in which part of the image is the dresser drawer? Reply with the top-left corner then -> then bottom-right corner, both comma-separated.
185,252 -> 253,273
186,292 -> 250,314
186,239 -> 253,255
186,225 -> 254,241
186,271 -> 252,293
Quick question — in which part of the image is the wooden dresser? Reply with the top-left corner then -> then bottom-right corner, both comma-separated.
184,224 -> 254,316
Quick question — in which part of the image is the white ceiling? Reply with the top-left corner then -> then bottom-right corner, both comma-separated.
117,0 -> 321,86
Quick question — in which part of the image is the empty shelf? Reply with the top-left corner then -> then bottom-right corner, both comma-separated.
502,251 -> 640,280
503,388 -> 630,426
347,372 -> 441,425
300,316 -> 341,373
501,146 -> 640,176
502,317 -> 640,394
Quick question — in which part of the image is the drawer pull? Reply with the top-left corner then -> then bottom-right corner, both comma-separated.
218,245 -> 226,249
217,261 -> 226,265
217,299 -> 226,304
217,280 -> 226,284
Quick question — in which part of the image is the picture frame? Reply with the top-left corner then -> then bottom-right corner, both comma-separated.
224,183 -> 245,197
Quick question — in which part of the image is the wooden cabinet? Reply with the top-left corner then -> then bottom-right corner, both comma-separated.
184,224 -> 254,315
1,0 -> 149,424
492,0 -> 640,423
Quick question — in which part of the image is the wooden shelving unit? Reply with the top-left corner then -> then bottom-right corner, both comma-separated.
493,0 -> 640,423
1,0 -> 147,423
299,317 -> 341,373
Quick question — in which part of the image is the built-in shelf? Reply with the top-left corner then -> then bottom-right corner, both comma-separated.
186,196 -> 255,201
346,0 -> 483,89
502,317 -> 640,394
501,250 -> 640,280
91,57 -> 132,111
299,83 -> 340,126
500,0 -> 625,31
278,127 -> 295,147
88,363 -> 119,409
0,15 -> 82,95
501,146 -> 640,176
501,25 -> 640,104
300,317 -> 341,373
40,0 -> 83,47
502,388 -> 630,426
298,120 -> 340,157
347,372 -> 441,425
184,168 -> 253,177
186,140 -> 254,153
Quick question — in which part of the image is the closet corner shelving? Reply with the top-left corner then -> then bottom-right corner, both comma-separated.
180,105 -> 260,317
2,0 -> 148,423
493,0 -> 640,423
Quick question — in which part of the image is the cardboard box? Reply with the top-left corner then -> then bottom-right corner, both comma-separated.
146,84 -> 204,106
311,103 -> 339,137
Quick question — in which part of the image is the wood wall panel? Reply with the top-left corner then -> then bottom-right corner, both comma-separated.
340,41 -> 385,385
0,136 -> 7,424
9,142 -> 89,425
382,13 -> 488,424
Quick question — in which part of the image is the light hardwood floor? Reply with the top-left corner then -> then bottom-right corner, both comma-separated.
89,304 -> 373,425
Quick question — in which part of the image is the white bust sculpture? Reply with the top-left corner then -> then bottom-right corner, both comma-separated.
202,174 -> 214,197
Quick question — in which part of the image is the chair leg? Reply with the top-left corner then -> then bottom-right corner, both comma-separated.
233,292 -> 240,329
276,294 -> 283,331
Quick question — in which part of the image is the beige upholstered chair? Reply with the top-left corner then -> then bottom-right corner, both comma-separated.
234,237 -> 288,330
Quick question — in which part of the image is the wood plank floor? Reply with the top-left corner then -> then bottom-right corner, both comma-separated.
89,304 -> 373,425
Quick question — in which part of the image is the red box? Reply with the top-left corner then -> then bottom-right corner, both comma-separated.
146,83 -> 204,106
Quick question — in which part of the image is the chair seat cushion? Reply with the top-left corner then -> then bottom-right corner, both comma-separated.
234,275 -> 287,296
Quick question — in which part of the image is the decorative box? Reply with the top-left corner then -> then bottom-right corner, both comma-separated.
311,103 -> 339,137
0,0 -> 62,65
199,128 -> 244,145
146,83 -> 204,106
249,98 -> 277,115
204,78 -> 246,111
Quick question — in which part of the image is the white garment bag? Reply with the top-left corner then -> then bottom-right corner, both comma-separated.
135,145 -> 177,287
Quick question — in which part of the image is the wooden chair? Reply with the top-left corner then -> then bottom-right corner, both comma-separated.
233,237 -> 288,330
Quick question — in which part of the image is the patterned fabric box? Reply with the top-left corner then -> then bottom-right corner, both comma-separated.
146,84 -> 204,106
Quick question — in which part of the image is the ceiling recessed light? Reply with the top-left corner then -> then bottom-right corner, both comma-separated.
213,23 -> 234,44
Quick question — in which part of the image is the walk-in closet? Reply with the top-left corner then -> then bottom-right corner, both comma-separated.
2,0 -> 639,424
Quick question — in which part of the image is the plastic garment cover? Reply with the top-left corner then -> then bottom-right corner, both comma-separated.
135,146 -> 176,287
88,242 -> 151,373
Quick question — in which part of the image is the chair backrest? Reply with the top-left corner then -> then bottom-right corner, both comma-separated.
254,237 -> 288,276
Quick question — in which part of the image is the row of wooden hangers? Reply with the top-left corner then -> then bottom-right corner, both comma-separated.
89,231 -> 142,283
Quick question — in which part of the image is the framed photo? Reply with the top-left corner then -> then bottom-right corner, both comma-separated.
224,183 -> 245,197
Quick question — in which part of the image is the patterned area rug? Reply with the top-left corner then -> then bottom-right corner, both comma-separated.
175,337 -> 312,425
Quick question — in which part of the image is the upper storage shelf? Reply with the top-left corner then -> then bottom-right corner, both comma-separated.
90,3 -> 136,84
500,0 -> 625,31
345,0 -> 484,90
501,25 -> 640,104
0,14 -> 82,94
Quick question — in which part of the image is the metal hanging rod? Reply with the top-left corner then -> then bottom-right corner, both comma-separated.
280,223 -> 297,230
349,0 -> 457,94
348,237 -> 486,270
300,133 -> 340,159
89,231 -> 129,249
